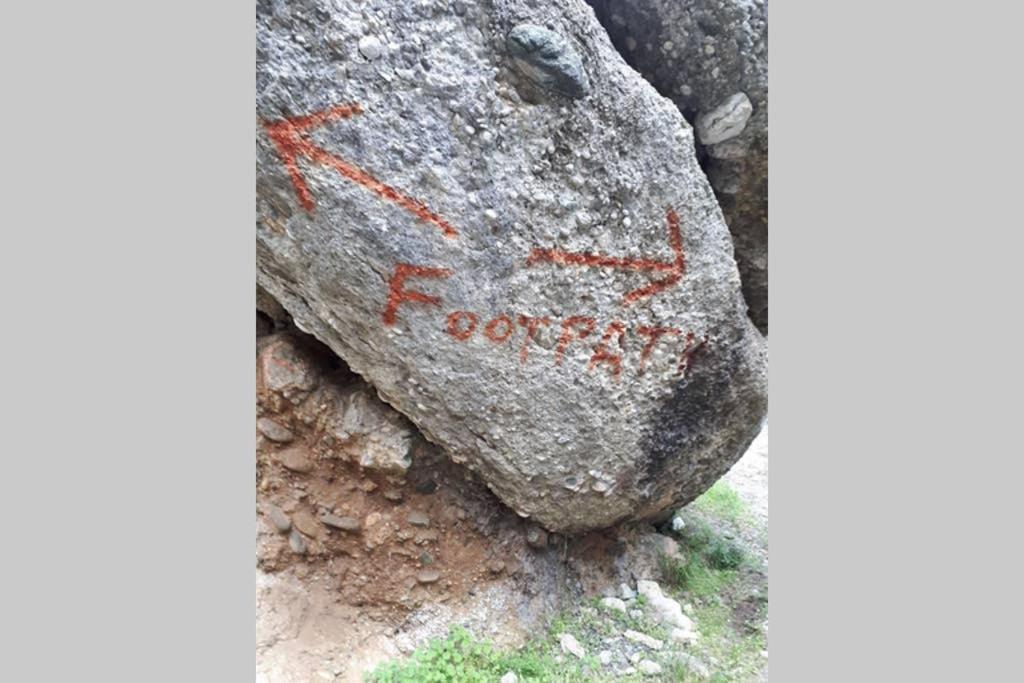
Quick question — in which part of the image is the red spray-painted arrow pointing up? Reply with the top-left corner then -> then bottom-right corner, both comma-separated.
527,208 -> 686,305
262,103 -> 458,239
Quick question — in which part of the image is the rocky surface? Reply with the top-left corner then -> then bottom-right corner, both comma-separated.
588,0 -> 769,333
257,0 -> 767,532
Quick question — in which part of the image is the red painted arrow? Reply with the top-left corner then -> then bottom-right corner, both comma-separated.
526,208 -> 686,305
262,103 -> 458,239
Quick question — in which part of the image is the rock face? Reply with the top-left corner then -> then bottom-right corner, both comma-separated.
588,0 -> 769,333
257,0 -> 767,533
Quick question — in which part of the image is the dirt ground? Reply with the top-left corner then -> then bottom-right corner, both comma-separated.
254,320 -> 769,682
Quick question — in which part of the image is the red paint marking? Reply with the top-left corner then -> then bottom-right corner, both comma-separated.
262,103 -> 458,238
517,315 -> 551,363
446,311 -> 479,340
589,321 -> 627,379
637,326 -> 682,375
526,208 -> 686,305
484,315 -> 514,343
555,316 -> 596,365
678,332 -> 708,377
382,263 -> 452,326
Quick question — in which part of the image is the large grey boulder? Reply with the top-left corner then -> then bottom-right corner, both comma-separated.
588,0 -> 769,334
256,0 -> 767,533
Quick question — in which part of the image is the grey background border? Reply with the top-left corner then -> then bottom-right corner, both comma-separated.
2,0 -> 1021,680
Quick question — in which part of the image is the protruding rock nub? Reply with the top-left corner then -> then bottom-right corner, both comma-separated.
695,92 -> 753,145
506,24 -> 590,99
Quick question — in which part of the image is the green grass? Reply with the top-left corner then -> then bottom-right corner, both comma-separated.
692,481 -> 747,526
663,516 -> 747,598
367,626 -> 562,683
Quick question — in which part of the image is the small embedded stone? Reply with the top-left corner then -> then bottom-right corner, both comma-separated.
275,445 -> 314,473
525,526 -> 548,549
266,504 -> 291,533
506,24 -> 589,99
257,417 -> 294,443
408,511 -> 430,527
321,514 -> 361,532
358,35 -> 383,61
288,528 -> 307,554
416,569 -> 441,584
696,92 -> 753,145
291,510 -> 321,538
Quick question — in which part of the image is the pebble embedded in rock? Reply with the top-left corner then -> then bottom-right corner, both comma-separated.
257,417 -> 295,442
321,514 -> 361,532
416,569 -> 441,584
506,24 -> 590,99
696,92 -> 754,145
525,526 -> 548,549
267,504 -> 291,533
288,528 -> 307,554
408,511 -> 430,527
358,35 -> 384,61
638,659 -> 661,676
383,489 -> 404,503
414,529 -> 439,544
275,445 -> 314,473
488,559 -> 505,575
558,633 -> 585,659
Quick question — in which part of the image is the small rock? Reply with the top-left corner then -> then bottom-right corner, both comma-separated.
598,650 -> 612,666
669,627 -> 698,644
321,514 -> 361,532
266,504 -> 291,533
488,560 -> 505,575
506,24 -> 590,99
622,667 -> 636,676
558,632 -> 585,659
671,516 -> 685,532
408,511 -> 430,527
416,569 -> 440,584
637,580 -> 694,631
275,445 -> 314,473
499,673 -> 517,683
600,597 -> 627,614
414,529 -> 439,544
624,629 -> 664,650
525,526 -> 548,549
638,659 -> 661,676
619,583 -> 636,600
257,417 -> 294,442
358,35 -> 384,61
383,489 -> 404,503
696,92 -> 754,145
629,609 -> 644,620
629,652 -> 642,664
288,528 -> 307,554
291,510 -> 321,538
